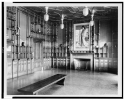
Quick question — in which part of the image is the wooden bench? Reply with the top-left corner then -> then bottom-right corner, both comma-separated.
17,74 -> 66,95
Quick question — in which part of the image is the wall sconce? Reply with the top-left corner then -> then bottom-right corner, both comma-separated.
44,6 -> 49,21
83,7 -> 89,16
60,14 -> 65,29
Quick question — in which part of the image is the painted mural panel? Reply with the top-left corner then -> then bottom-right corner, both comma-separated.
74,23 -> 90,51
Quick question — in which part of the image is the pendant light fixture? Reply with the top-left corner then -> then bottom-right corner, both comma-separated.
44,6 -> 49,21
60,14 -> 64,29
83,7 -> 89,16
90,9 -> 95,26
60,23 -> 64,29
90,14 -> 94,26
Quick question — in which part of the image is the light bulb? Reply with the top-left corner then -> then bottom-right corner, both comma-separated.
83,7 -> 89,16
92,9 -> 95,14
60,24 -> 64,29
44,14 -> 49,21
90,20 -> 94,26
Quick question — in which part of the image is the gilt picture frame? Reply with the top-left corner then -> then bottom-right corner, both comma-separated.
73,23 -> 91,51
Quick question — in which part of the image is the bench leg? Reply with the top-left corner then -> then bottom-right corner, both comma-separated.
56,78 -> 65,85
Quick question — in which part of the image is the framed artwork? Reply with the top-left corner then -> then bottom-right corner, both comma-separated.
73,23 -> 91,51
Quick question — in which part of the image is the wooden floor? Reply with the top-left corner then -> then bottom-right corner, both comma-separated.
7,68 -> 118,96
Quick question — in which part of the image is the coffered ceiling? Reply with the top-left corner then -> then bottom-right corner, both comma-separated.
24,6 -> 118,21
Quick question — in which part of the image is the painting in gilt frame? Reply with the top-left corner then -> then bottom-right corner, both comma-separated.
74,23 -> 90,51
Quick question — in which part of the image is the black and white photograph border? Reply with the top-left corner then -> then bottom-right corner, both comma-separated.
2,1 -> 123,99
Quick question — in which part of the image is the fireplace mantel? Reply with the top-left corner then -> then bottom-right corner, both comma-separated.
70,52 -> 94,71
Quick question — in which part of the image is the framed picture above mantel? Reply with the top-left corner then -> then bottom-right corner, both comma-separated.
73,23 -> 91,51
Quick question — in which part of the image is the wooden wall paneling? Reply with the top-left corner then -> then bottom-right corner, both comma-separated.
12,60 -> 18,78
53,58 -> 56,68
43,58 -> 45,70
69,21 -> 74,69
94,59 -> 99,71
71,22 -> 73,51
112,42 -> 118,58
60,58 -> 62,68
30,55 -> 33,73
67,58 -> 70,68
26,11 -> 29,74
92,23 -> 95,52
21,59 -> 24,75
60,58 -> 64,68
45,58 -> 48,69
10,7 -> 17,78
33,60 -> 36,71
68,21 -> 70,57
7,59 -> 12,79
65,22 -> 68,69
108,45 -> 112,58
98,20 -> 101,58
18,59 -> 20,76
27,59 -> 31,74
50,58 -> 51,69
40,43 -> 43,69
113,58 -> 118,74
27,14 -> 34,71
90,24 -> 92,51
103,59 -> 108,72
45,58 -> 47,69
57,58 -> 60,68
38,59 -> 41,70
38,59 -> 41,69
56,23 -> 58,68
94,20 -> 99,57
23,59 -> 27,74
53,23 -> 55,67
52,23 -> 54,68
43,21 -> 45,68
53,23 -> 56,59
36,60 -> 39,71
61,58 -> 63,68
95,20 -> 99,35
45,23 -> 47,69
99,59 -> 104,72
108,58 -> 112,72
46,58 -> 48,69
52,23 -> 54,58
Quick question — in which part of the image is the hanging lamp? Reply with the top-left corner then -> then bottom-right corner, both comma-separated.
60,14 -> 64,29
90,9 -> 95,26
83,7 -> 89,16
44,6 -> 49,21
90,14 -> 94,26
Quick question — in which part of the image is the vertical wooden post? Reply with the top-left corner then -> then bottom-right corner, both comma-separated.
52,23 -> 54,68
65,22 -> 67,69
56,23 -> 58,69
98,20 -> 100,71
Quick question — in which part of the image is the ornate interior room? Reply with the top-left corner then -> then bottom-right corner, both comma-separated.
5,3 -> 121,97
